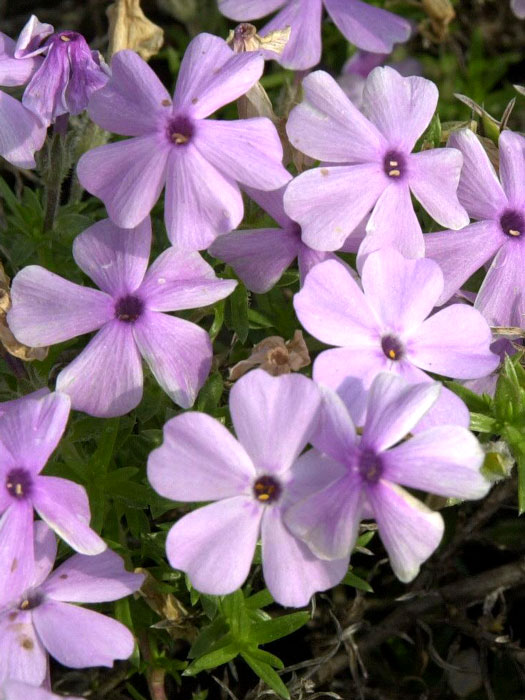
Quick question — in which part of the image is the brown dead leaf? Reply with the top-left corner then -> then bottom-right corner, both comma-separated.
107,0 -> 164,61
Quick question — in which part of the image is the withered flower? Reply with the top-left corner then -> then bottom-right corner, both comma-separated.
229,330 -> 310,381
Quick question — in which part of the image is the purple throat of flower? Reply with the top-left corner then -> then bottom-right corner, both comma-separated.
166,115 -> 195,146
500,209 -> 524,238
253,475 -> 281,504
358,449 -> 383,484
115,294 -> 144,323
5,467 -> 33,499
383,150 -> 406,179
18,589 -> 44,611
381,334 -> 404,361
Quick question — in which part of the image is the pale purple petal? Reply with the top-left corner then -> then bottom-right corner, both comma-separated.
363,184 -> 424,259
0,33 -> 41,86
2,680 -> 81,700
133,311 -> 211,409
285,474 -> 363,560
367,481 -> 444,582
219,0 -> 287,19
499,130 -> 525,210
286,70 -> 386,163
424,221 -> 502,306
284,165 -> 385,250
32,600 -> 135,668
147,412 -> 255,501
475,241 -> 525,327
286,446 -> 348,502
56,321 -> 143,418
77,135 -> 169,230
166,497 -> 262,594
8,266 -> 114,347
43,549 -> 143,603
308,387 -> 358,464
511,0 -> 525,18
14,16 -> 53,58
22,40 -> 70,125
294,259 -> 379,346
448,129 -> 507,220
0,502 -> 34,606
0,388 -> 50,420
0,92 -> 47,169
261,506 -> 348,607
409,305 -> 499,378
361,248 -> 443,333
382,426 -> 488,499
260,0 -> 323,70
325,0 -> 412,54
408,148 -> 470,229
209,227 -> 299,293
72,217 -> 151,297
0,609 -> 47,685
195,118 -> 290,191
32,476 -> 105,555
342,50 -> 387,78
32,521 -> 57,588
244,185 -> 290,228
229,370 -> 321,473
174,33 -> 263,119
297,246 -> 337,285
139,247 -> 237,310
361,373 -> 440,452
164,144 -> 243,250
88,50 -> 171,136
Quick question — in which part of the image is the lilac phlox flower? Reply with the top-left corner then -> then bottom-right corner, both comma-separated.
511,0 -> 525,18
209,185 -> 366,292
218,0 -> 412,70
284,67 -> 469,258
285,373 -> 489,581
293,249 -> 500,430
77,34 -> 291,251
0,14 -> 108,126
0,522 -> 143,686
0,680 -> 80,700
0,390 -> 105,605
424,129 -> 525,327
8,218 -> 237,417
147,369 -> 349,607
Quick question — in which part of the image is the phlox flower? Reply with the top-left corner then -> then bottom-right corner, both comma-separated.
8,218 -> 236,417
0,14 -> 108,126
424,129 -> 525,327
0,390 -> 105,605
147,369 -> 349,607
209,185 -> 366,292
286,373 -> 490,582
218,0 -> 411,70
294,249 -> 500,428
284,67 -> 469,257
0,522 -> 143,686
511,0 -> 525,18
77,34 -> 291,251
0,680 -> 80,700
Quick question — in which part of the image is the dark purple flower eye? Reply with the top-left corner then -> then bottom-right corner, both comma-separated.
5,468 -> 33,500
383,150 -> 406,179
381,334 -> 404,361
115,295 -> 144,323
358,449 -> 383,484
166,115 -> 195,145
18,589 -> 44,611
253,475 -> 281,503
500,209 -> 524,238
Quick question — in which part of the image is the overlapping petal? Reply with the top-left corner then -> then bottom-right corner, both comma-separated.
499,130 -> 525,210
260,0 -> 323,70
0,92 -> 47,169
0,609 -> 47,685
475,241 -> 525,327
219,0 -> 287,19
0,502 -> 34,606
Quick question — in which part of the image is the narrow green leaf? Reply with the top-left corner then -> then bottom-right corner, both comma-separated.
184,642 -> 240,675
226,282 -> 249,343
241,652 -> 290,700
245,589 -> 274,610
342,570 -> 373,593
250,611 -> 309,644
469,412 -> 498,433
209,300 -> 225,341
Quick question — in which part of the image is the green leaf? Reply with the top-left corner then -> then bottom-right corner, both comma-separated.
196,372 -> 223,413
241,651 -> 290,699
342,570 -> 373,593
245,589 -> 274,610
469,412 -> 498,433
226,282 -> 249,343
244,647 -> 284,670
445,380 -> 493,414
184,642 -> 240,675
515,449 -> 525,515
189,618 -> 230,659
250,611 -> 309,644
209,300 -> 225,341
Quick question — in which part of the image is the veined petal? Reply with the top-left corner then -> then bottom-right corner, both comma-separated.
0,502 -> 34,606
166,497 -> 262,594
219,0 -> 287,19
409,304 -> 500,378
284,164 -> 385,251
133,311 -> 212,409
244,184 -> 290,228
77,135 -> 169,230
140,247 -> 236,310
408,148 -> 470,229
2,680 -> 81,700
0,608 -> 47,685
475,242 -> 525,327
0,91 -> 47,169
260,0 -> 323,70
88,50 -> 171,135
148,412 -> 255,502
229,370 -> 321,473
56,321 -> 143,418
325,0 -> 412,54
448,129 -> 507,220
309,387 -> 358,464
367,481 -> 444,582
0,32 -> 42,86
286,70 -> 386,163
32,521 -> 57,588
73,217 -> 152,297
297,246 -> 337,285
195,118 -> 290,191
164,144 -> 243,250
499,130 -> 525,210
174,33 -> 263,118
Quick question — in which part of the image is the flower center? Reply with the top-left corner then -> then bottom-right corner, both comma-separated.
381,334 -> 404,361
253,475 -> 281,504
115,294 -> 144,323
383,150 -> 405,179
500,209 -> 524,238
166,115 -> 194,146
358,449 -> 383,484
5,468 -> 33,500
55,31 -> 79,44
18,589 -> 43,611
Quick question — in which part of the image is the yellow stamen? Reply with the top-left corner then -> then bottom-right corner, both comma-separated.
388,349 -> 396,359
15,483 -> 23,496
258,493 -> 270,501
172,133 -> 188,145
389,160 -> 398,167
388,169 -> 401,177
508,229 -> 520,237
60,35 -> 71,42
20,600 -> 30,610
